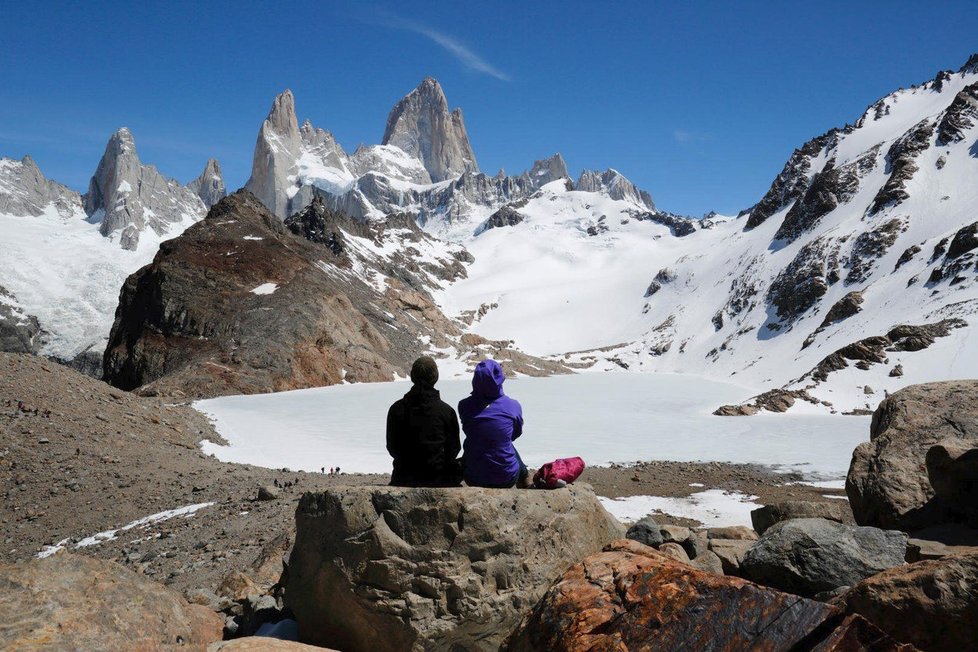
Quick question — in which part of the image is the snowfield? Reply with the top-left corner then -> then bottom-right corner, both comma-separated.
196,373 -> 869,480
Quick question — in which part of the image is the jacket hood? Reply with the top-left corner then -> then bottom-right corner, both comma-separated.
471,359 -> 505,399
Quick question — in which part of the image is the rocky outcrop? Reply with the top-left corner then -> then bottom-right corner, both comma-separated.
285,484 -> 623,652
767,237 -> 839,322
102,190 -> 470,398
245,90 -> 301,219
845,219 -> 904,285
210,639 -> 337,651
838,554 -> 978,652
809,319 -> 966,383
929,220 -> 978,284
774,149 -> 876,243
189,158 -> 227,208
0,155 -> 83,218
83,128 -> 208,249
820,291 -> 865,329
751,501 -> 849,535
847,380 -> 978,530
713,388 -> 818,416
507,539 -> 914,651
482,205 -> 525,231
0,552 -> 223,651
0,286 -> 41,354
744,131 -> 835,230
635,211 -> 697,236
868,121 -> 934,216
575,168 -> 655,209
936,81 -> 978,145
382,77 -> 479,183
527,153 -> 569,187
739,518 -> 908,598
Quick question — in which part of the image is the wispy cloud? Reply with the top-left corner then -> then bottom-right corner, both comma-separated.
673,129 -> 711,145
375,9 -> 511,82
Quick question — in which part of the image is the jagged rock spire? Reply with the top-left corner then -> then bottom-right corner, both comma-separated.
189,158 -> 226,208
528,153 -> 570,188
83,128 -> 206,250
575,168 -> 655,210
245,89 -> 301,218
381,77 -> 479,182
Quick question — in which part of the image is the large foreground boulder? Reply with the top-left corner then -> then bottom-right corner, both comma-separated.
739,518 -> 907,597
847,380 -> 978,530
506,539 -> 915,651
286,485 -> 624,652
0,552 -> 223,650
837,553 -> 978,652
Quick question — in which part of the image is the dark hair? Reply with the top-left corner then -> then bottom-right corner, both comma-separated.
410,356 -> 439,386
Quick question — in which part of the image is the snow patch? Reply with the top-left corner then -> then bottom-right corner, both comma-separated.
599,489 -> 760,527
250,283 -> 278,295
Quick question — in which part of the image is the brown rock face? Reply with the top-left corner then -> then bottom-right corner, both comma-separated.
838,553 -> 978,652
847,380 -> 978,530
0,552 -> 223,651
506,539 -> 915,651
102,190 -> 464,398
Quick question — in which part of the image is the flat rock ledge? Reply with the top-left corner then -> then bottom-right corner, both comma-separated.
286,484 -> 624,652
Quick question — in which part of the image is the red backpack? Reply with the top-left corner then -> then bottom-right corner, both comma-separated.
533,457 -> 586,489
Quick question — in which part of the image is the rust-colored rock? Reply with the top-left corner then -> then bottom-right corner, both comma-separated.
507,539 -> 916,651
0,552 -> 223,651
838,553 -> 978,652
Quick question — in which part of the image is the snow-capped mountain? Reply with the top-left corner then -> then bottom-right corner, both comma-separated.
2,53 -> 977,413
243,79 -> 657,240
442,54 -> 978,413
0,130 -> 223,365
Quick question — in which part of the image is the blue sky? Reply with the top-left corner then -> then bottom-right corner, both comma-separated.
1,1 -> 976,216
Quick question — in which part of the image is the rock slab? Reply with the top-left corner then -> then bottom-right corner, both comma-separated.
740,518 -> 908,598
286,484 -> 624,652
0,552 -> 223,651
506,539 -> 915,651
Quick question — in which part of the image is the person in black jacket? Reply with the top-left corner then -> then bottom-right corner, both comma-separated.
386,356 -> 462,487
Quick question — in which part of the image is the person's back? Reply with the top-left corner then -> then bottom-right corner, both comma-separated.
387,357 -> 461,487
458,359 -> 528,488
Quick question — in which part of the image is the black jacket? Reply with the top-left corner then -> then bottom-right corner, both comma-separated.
386,383 -> 462,486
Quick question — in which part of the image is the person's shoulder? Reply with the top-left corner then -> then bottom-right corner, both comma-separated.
388,396 -> 407,413
499,395 -> 522,412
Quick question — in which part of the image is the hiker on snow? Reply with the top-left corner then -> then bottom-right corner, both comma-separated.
386,356 -> 463,487
459,359 -> 530,488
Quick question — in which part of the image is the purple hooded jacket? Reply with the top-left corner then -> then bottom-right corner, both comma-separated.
458,360 -> 524,487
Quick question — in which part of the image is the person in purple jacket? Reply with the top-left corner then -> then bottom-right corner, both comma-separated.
458,359 -> 530,488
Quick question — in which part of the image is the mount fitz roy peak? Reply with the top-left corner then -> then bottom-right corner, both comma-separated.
3,56 -> 978,414
243,78 -> 655,235
0,128 -> 224,364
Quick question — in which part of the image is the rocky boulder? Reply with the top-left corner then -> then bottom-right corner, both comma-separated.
739,518 -> 908,598
838,553 -> 978,652
285,484 -> 623,652
0,552 -> 223,650
751,500 -> 849,535
847,381 -> 978,530
926,444 -> 978,525
506,539 -> 914,651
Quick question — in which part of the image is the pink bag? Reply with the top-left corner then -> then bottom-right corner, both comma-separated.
533,457 -> 586,489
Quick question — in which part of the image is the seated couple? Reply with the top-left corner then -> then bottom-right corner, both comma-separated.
386,356 -> 530,489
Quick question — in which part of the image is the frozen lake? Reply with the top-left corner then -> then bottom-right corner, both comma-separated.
195,373 -> 869,481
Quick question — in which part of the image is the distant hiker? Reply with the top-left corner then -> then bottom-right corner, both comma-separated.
386,356 -> 463,487
458,359 -> 530,488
